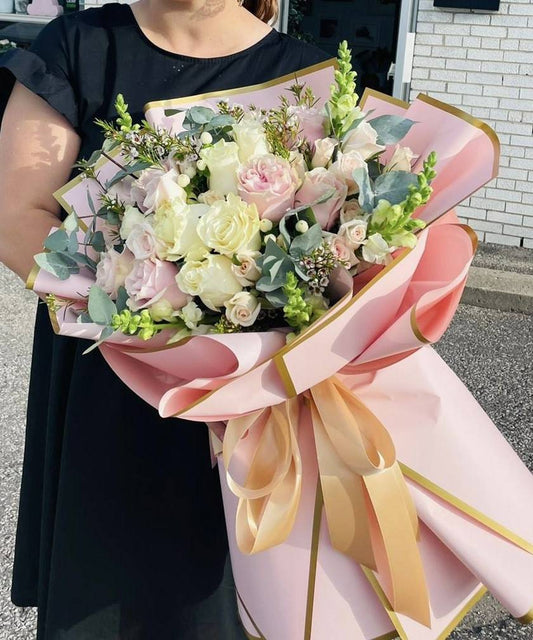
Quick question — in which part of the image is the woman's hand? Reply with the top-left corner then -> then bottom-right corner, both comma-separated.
0,82 -> 81,282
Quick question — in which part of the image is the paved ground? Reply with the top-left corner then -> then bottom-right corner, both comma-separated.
0,262 -> 532,640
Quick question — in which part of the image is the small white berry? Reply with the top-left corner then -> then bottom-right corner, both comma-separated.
259,218 -> 273,233
177,174 -> 191,188
295,220 -> 309,234
183,165 -> 197,179
200,131 -> 213,145
197,159 -> 207,171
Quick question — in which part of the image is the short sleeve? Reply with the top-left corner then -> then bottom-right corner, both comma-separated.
0,16 -> 79,130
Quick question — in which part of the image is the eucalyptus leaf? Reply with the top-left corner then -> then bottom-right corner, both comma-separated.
256,241 -> 295,293
73,252 -> 97,271
106,161 -> 152,188
352,166 -> 375,213
265,289 -> 289,308
67,231 -> 79,254
116,286 -> 129,312
44,229 -> 69,252
35,252 -> 79,280
87,286 -> 117,325
374,171 -> 418,205
102,138 -> 119,153
91,231 -> 106,253
208,114 -> 235,129
187,106 -> 215,125
289,223 -> 323,260
368,115 -> 416,145
82,326 -> 114,355
63,212 -> 80,233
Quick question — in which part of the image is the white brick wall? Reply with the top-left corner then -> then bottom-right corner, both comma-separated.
411,0 -> 533,247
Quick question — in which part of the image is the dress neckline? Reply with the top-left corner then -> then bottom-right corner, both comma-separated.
123,4 -> 279,63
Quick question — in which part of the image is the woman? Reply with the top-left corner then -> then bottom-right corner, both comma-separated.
0,2 -> 330,637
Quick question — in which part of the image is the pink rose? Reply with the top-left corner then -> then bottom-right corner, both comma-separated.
125,258 -> 189,312
237,154 -> 299,222
294,168 -> 348,230
95,248 -> 134,298
326,234 -> 358,267
338,219 -> 368,251
125,222 -> 161,260
288,105 -> 327,147
330,150 -> 367,195
342,121 -> 385,160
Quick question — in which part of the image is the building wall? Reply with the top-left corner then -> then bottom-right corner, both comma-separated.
410,0 -> 533,247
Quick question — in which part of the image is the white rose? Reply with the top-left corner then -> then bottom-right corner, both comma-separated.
232,115 -> 270,163
231,251 -> 261,286
338,219 -> 368,251
342,121 -> 386,160
120,205 -> 146,240
125,221 -> 161,260
153,201 -> 209,261
177,255 -> 242,311
149,299 -> 175,322
179,300 -> 204,329
131,168 -> 187,214
289,150 -> 307,188
340,200 -> 364,224
384,145 -> 418,172
225,291 -> 261,327
198,190 -> 225,206
312,137 -> 337,168
330,151 -> 367,195
197,193 -> 260,257
362,232 -> 393,265
95,248 -> 134,298
200,140 -> 241,195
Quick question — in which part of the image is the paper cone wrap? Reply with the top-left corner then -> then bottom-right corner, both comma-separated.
27,66 -> 533,639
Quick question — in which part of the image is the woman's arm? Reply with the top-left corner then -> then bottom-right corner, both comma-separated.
0,81 -> 81,282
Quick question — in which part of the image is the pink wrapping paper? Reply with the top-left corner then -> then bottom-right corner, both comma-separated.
28,67 -> 533,639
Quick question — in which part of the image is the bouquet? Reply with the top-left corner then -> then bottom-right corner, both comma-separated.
36,42 -> 434,351
29,43 -> 533,640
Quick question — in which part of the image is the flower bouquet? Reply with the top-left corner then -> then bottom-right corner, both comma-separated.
29,43 -> 533,640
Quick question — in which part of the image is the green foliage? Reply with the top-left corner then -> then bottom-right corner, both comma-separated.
327,41 -> 360,139
35,251 -> 79,281
115,94 -> 139,133
88,286 -> 117,325
368,115 -> 417,145
283,272 -> 312,330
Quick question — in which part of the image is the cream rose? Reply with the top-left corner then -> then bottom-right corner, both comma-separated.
177,255 -> 243,310
125,258 -> 189,312
289,151 -> 307,188
362,233 -> 393,265
330,150 -> 367,195
198,190 -> 225,206
237,154 -> 299,223
325,234 -> 358,267
232,115 -> 270,163
200,140 -> 241,195
338,219 -> 368,251
179,300 -> 204,329
120,205 -> 145,241
197,193 -> 260,256
95,248 -> 134,298
131,167 -> 187,214
294,167 -> 347,230
224,292 -> 261,327
153,201 -> 209,261
340,200 -> 364,224
311,137 -> 337,169
231,251 -> 261,286
342,121 -> 385,159
384,145 -> 418,172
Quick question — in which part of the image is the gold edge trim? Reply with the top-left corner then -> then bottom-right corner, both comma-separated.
304,480 -> 324,640
370,631 -> 400,640
25,264 -> 40,291
360,566 -> 408,640
53,174 -> 83,214
517,607 -> 533,625
236,590 -> 266,640
410,307 -> 431,345
144,58 -> 338,112
436,586 -> 487,640
274,355 -> 298,398
399,463 -> 533,555
360,87 -> 410,111
415,93 -> 501,178
458,223 -> 479,254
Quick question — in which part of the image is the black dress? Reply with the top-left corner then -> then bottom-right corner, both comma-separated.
0,6 -> 330,639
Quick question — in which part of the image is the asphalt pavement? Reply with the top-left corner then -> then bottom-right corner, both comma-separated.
0,262 -> 532,640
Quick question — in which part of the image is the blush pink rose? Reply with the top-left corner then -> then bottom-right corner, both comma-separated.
125,258 -> 189,312
131,168 -> 185,214
95,248 -> 134,298
330,150 -> 367,195
125,222 -> 162,260
237,154 -> 299,222
294,168 -> 348,230
288,106 -> 327,147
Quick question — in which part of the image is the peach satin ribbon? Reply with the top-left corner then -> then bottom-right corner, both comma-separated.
223,376 -> 431,627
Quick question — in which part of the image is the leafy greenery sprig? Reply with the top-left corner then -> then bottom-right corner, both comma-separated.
327,41 -> 360,139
